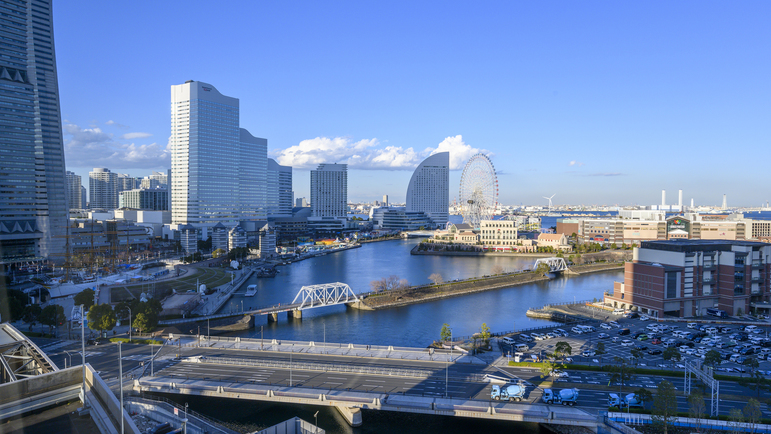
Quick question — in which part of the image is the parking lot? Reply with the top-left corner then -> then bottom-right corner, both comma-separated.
501,312 -> 771,377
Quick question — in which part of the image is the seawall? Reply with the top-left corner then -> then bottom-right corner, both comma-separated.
349,263 -> 623,310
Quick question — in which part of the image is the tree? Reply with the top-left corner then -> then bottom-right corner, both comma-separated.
630,348 -> 644,367
87,303 -> 117,334
728,408 -> 744,433
703,349 -> 722,368
539,359 -> 558,380
22,304 -> 42,323
480,323 -> 491,347
595,342 -> 606,356
132,312 -> 152,333
554,341 -> 572,360
440,323 -> 452,342
652,380 -> 677,434
534,262 -> 551,276
633,388 -> 652,408
74,288 -> 96,311
688,391 -> 706,433
370,275 -> 409,292
744,399 -> 761,433
663,346 -> 681,368
212,248 -> 226,258
491,265 -> 505,275
428,273 -> 443,285
0,289 -> 27,322
609,357 -> 633,392
39,305 -> 66,332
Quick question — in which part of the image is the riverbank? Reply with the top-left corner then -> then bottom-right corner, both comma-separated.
350,262 -> 624,311
410,246 -> 555,258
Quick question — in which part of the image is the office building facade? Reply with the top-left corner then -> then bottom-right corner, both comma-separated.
310,164 -> 347,218
119,188 -> 169,211
170,81 -> 268,227
66,171 -> 83,211
89,168 -> 118,209
406,152 -> 449,227
0,0 -> 69,262
267,158 -> 292,219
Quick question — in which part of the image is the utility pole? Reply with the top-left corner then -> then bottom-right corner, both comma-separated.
81,304 -> 87,408
119,342 -> 124,434
150,343 -> 154,376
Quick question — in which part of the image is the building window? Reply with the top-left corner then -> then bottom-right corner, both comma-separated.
665,272 -> 678,299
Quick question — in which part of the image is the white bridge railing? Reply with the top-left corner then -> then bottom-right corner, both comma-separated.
533,257 -> 568,272
291,282 -> 359,309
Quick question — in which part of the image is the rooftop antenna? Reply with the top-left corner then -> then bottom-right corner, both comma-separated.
543,194 -> 556,214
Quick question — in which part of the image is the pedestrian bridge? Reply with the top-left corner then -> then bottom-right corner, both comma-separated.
533,257 -> 569,273
159,282 -> 359,325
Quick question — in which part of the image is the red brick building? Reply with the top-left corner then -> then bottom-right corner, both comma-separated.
604,239 -> 771,318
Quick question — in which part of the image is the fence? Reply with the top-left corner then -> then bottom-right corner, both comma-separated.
606,412 -> 771,433
130,395 -> 238,434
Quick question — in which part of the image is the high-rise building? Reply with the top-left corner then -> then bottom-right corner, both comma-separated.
89,168 -> 118,209
382,195 -> 389,207
80,185 -> 87,209
311,164 -> 347,218
0,0 -> 68,262
406,152 -> 449,227
119,188 -> 169,210
117,173 -> 139,193
295,198 -> 308,208
66,171 -> 83,211
170,81 -> 268,227
267,158 -> 293,219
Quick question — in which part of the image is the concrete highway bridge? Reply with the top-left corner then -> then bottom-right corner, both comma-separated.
134,336 -> 616,431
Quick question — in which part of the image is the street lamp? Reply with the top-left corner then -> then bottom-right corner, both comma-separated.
126,306 -> 132,343
63,350 -> 72,369
119,342 -> 124,434
80,304 -> 87,408
314,411 -> 319,434
446,328 -> 452,398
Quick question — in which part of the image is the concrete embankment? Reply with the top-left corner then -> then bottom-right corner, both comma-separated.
350,263 -> 623,310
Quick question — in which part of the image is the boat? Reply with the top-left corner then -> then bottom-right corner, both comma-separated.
245,284 -> 258,297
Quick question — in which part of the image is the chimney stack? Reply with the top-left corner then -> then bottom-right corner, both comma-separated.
662,190 -> 666,206
678,190 -> 683,208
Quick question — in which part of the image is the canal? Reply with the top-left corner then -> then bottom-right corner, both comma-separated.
220,238 -> 622,347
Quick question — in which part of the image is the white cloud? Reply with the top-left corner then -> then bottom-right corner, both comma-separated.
105,120 -> 129,128
569,160 -> 585,166
121,132 -> 153,140
63,123 -> 169,169
274,134 -> 487,170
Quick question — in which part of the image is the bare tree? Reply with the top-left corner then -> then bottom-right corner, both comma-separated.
428,273 -> 443,285
491,265 -> 505,275
370,275 -> 409,292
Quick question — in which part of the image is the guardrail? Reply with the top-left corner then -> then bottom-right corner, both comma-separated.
130,395 -> 236,434
606,412 -> 771,433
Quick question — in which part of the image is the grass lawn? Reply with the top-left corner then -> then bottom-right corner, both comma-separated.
110,267 -> 233,302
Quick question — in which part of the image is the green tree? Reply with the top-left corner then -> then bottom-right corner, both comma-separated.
554,341 -> 572,360
440,323 -> 452,342
0,288 -> 28,322
728,408 -> 744,432
633,388 -> 652,408
22,304 -> 42,323
608,357 -> 633,392
744,399 -> 761,433
663,346 -> 681,368
479,323 -> 491,346
73,288 -> 96,311
539,359 -> 558,380
703,349 -> 722,368
87,303 -> 117,334
630,348 -> 644,367
132,312 -> 152,333
39,305 -> 66,332
534,262 -> 551,276
652,380 -> 677,434
595,342 -> 606,356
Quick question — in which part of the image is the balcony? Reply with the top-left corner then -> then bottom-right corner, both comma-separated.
702,277 -> 715,284
703,263 -> 716,270
752,262 -> 762,269
751,276 -> 762,283
734,285 -> 745,295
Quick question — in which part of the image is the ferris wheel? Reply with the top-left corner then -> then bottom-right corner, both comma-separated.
459,153 -> 498,228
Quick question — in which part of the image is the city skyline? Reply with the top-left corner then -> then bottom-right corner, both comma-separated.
54,1 -> 770,206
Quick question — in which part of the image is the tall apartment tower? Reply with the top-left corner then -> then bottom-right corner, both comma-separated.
406,152 -> 449,226
89,168 -> 118,209
382,195 -> 389,207
0,0 -> 69,262
311,164 -> 347,218
66,171 -> 83,211
170,81 -> 267,226
267,158 -> 293,219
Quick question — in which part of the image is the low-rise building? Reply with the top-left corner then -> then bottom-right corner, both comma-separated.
604,239 -> 771,318
537,233 -> 571,251
479,220 -> 517,247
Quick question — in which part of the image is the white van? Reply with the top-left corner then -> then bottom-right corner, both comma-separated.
502,337 -> 516,345
745,325 -> 758,333
515,343 -> 529,352
687,323 -> 698,329
612,308 -> 625,315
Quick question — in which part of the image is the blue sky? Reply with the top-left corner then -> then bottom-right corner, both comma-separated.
55,1 -> 770,208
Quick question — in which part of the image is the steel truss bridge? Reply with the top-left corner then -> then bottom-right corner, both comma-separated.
160,282 -> 359,325
533,257 -> 569,273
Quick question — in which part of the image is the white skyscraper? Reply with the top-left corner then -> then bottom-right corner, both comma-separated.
406,152 -> 449,226
170,81 -> 267,226
267,158 -> 293,219
89,168 -> 118,209
311,164 -> 347,218
66,171 -> 83,211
